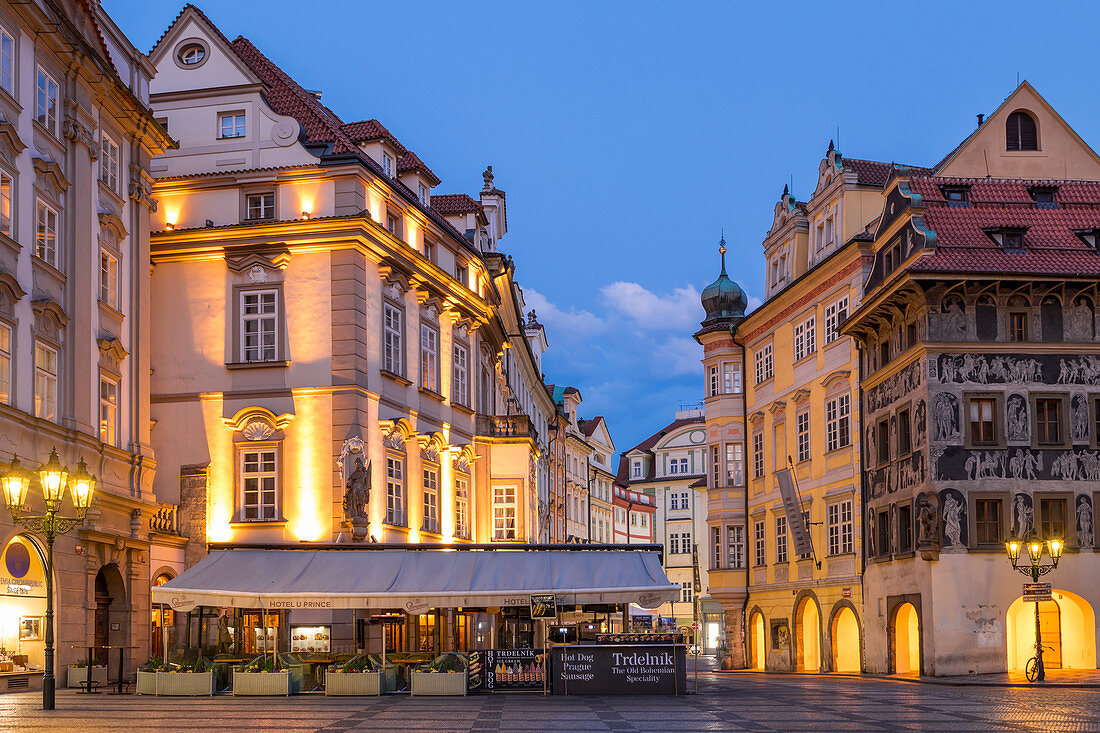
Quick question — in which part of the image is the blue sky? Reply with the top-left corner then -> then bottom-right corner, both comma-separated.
107,0 -> 1100,453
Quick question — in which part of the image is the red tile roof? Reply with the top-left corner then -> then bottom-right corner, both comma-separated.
397,151 -> 441,186
341,119 -> 408,155
578,417 -> 603,438
845,157 -> 933,187
431,194 -> 483,216
616,416 -> 705,484
905,176 -> 1100,277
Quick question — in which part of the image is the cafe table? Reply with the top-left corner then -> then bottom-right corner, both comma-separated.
100,645 -> 139,694
70,645 -> 101,693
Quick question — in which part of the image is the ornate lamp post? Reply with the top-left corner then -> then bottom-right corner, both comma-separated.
1005,535 -> 1063,683
2,450 -> 96,710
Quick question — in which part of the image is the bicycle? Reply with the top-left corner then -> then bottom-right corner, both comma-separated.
1024,645 -> 1054,682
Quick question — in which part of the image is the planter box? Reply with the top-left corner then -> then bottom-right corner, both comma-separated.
410,670 -> 467,696
324,670 -> 382,696
136,671 -> 158,695
66,665 -> 107,689
233,670 -> 295,696
156,670 -> 215,696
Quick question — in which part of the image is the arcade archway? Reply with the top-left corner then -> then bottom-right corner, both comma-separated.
830,605 -> 861,673
892,602 -> 920,675
749,611 -> 765,670
1006,590 -> 1096,671
794,596 -> 821,672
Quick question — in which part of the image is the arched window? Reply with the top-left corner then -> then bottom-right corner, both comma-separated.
1006,111 -> 1038,151
1041,296 -> 1063,342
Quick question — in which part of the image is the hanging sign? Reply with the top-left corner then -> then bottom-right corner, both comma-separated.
530,594 -> 557,619
1022,583 -> 1052,603
775,469 -> 813,557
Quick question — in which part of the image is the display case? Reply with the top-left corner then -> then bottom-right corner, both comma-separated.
290,625 -> 330,654
252,625 -> 277,653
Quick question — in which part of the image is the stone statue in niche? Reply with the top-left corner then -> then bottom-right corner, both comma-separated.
342,458 -> 372,540
932,393 -> 959,441
1071,394 -> 1089,442
940,490 -> 965,548
867,508 -> 876,557
916,492 -> 941,550
1006,394 -> 1029,442
1012,493 -> 1034,539
914,399 -> 927,445
942,297 -> 966,340
1008,449 -> 1043,480
1067,297 -> 1095,341
1077,495 -> 1094,548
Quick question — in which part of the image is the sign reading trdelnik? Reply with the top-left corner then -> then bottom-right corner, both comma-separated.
552,645 -> 686,695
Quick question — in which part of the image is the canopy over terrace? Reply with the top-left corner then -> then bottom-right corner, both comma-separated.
151,546 -> 679,612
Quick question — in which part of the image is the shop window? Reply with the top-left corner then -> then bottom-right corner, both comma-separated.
239,447 -> 278,521
385,454 -> 405,526
493,486 -> 517,540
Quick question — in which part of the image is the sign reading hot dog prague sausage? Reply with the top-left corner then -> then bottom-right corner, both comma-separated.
529,593 -> 557,619
552,645 -> 686,695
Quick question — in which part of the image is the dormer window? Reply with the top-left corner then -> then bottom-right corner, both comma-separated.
1073,228 -> 1100,252
382,153 -> 394,177
941,185 -> 970,207
418,183 -> 429,205
1029,187 -> 1058,209
983,227 -> 1028,253
178,43 -> 206,66
1006,110 -> 1038,151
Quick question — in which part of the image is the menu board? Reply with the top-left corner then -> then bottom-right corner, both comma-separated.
290,625 -> 331,654
552,645 -> 686,695
468,649 -> 547,690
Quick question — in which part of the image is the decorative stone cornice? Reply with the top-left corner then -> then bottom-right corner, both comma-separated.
32,157 -> 70,195
62,100 -> 97,159
98,210 -> 129,241
222,406 -> 294,433
225,248 -> 291,273
128,165 -> 158,212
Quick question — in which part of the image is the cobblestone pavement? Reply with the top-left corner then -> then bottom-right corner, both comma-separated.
3,673 -> 1100,732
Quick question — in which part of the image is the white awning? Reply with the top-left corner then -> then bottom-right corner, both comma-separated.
151,549 -> 679,612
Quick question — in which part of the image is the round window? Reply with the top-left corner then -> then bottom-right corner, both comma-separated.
178,43 -> 206,66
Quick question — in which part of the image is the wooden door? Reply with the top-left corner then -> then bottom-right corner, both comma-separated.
94,595 -> 111,663
1038,600 -> 1062,668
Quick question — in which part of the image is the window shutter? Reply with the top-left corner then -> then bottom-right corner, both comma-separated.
1006,111 -> 1038,151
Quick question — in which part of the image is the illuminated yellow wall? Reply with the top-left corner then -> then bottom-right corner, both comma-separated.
894,603 -> 920,674
832,607 -> 860,673
1006,591 -> 1096,671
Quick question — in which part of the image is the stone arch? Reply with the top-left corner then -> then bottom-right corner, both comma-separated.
1006,109 -> 1039,151
793,589 -> 823,672
887,594 -> 923,675
747,605 -> 766,671
93,563 -> 130,669
150,567 -> 177,658
827,599 -> 862,673
1006,589 -> 1096,671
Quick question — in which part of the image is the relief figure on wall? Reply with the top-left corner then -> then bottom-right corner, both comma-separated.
1071,394 -> 1089,442
1051,450 -> 1100,481
916,492 -> 941,550
1056,356 -> 1100,385
915,399 -> 927,445
1006,394 -> 1029,442
942,296 -> 966,340
1008,449 -> 1043,480
1067,296 -> 1095,341
1077,495 -> 1094,548
342,458 -> 372,523
932,393 -> 959,441
940,489 -> 966,548
1012,493 -> 1034,539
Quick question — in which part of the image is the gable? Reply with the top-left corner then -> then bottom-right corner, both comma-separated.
652,424 -> 706,450
149,12 -> 259,95
937,82 -> 1100,181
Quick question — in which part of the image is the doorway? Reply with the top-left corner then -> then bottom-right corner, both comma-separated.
749,612 -> 765,670
794,597 -> 821,672
1006,590 -> 1096,671
830,606 -> 861,673
892,602 -> 920,675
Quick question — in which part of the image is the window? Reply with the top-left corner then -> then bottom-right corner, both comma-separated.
422,467 -> 439,533
753,520 -> 766,566
678,457 -> 688,473
35,199 -> 57,267
0,27 -> 12,96
632,461 -> 641,478
965,397 -> 995,445
99,376 -> 119,446
178,43 -> 205,65
420,323 -> 439,392
455,475 -> 470,539
798,511 -> 812,559
876,419 -> 890,465
1035,398 -> 1062,445
1008,312 -> 1028,342
669,460 -> 679,475
824,296 -> 849,344
680,582 -> 693,604
1030,187 -> 1058,209
897,408 -> 911,455
1006,110 -> 1038,151
219,112 -> 246,139
725,443 -> 743,486
99,250 -> 119,308
493,486 -> 517,540
385,455 -> 405,525
668,533 -> 680,555
723,362 -> 742,394
240,448 -> 278,521
246,192 -> 275,220
452,343 -> 469,406
455,263 -> 468,288
796,412 -> 810,462
752,432 -> 764,478
876,510 -> 891,556
0,323 -> 9,404
241,290 -> 278,362
898,503 -> 913,553
712,527 -> 722,569
754,344 -> 773,384
423,238 -> 436,263
383,302 -> 403,375
975,498 -> 1002,545
386,212 -> 402,239
1002,231 -> 1025,253
827,500 -> 854,555
681,529 -> 691,551
630,513 -> 637,527
100,133 -> 120,192
775,515 -> 788,563
35,67 -> 58,136
0,170 -> 10,237
1039,498 -> 1067,541
878,340 -> 890,369
711,445 -> 720,488
727,526 -> 744,569
905,322 -> 918,349
943,186 -> 969,206
825,394 -> 851,451
794,317 -> 816,361
418,182 -> 429,205
34,342 -> 57,421
709,364 -> 719,397
383,153 -> 394,176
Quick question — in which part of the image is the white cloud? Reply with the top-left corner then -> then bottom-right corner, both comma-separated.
523,287 -> 606,336
651,336 -> 703,376
599,281 -> 703,331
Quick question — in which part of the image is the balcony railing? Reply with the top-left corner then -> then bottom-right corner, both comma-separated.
149,503 -> 183,536
476,414 -> 539,442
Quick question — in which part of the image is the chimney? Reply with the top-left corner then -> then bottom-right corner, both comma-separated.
976,113 -> 984,127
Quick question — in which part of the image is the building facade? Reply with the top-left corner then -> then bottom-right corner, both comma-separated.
0,0 -> 173,688
579,417 -> 615,544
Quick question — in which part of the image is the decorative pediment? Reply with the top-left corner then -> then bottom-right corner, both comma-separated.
32,157 -> 70,200
0,118 -> 26,163
792,388 -> 812,406
748,410 -> 765,425
31,299 -> 68,342
767,400 -> 787,417
377,264 -> 411,294
129,165 -> 158,212
451,443 -> 477,473
420,297 -> 442,321
379,417 -> 414,450
98,210 -> 128,242
820,369 -> 852,390
0,271 -> 25,318
768,185 -> 804,237
222,406 -> 294,433
225,248 -> 291,273
97,336 -> 129,362
416,431 -> 446,462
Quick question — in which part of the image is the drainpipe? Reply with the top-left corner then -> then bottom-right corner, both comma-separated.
731,322 -> 750,668
855,341 -> 867,578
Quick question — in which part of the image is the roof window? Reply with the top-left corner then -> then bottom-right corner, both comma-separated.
940,185 -> 970,207
984,227 -> 1028,253
1006,110 -> 1038,151
1029,186 -> 1058,209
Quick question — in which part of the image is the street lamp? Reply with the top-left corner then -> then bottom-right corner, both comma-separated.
1005,534 -> 1063,683
2,450 -> 96,710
